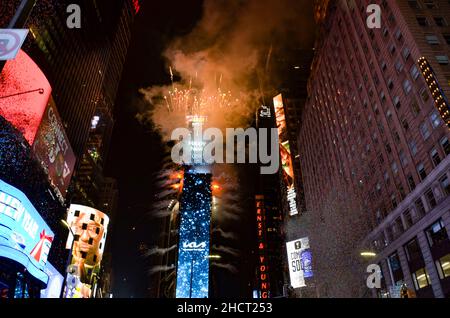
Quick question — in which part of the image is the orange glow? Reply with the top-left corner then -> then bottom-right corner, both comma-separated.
212,183 -> 220,190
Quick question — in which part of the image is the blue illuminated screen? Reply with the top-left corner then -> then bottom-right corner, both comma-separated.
176,172 -> 212,298
0,179 -> 54,284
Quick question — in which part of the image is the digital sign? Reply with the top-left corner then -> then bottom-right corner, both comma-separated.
176,172 -> 212,298
0,50 -> 51,145
286,237 -> 313,289
273,94 -> 298,216
255,195 -> 270,298
33,97 -> 76,201
64,205 -> 109,298
40,262 -> 64,298
0,179 -> 54,284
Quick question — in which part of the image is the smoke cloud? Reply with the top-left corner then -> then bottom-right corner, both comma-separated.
139,0 -> 315,137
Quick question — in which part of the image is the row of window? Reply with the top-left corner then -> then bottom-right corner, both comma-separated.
387,218 -> 450,292
409,0 -> 447,10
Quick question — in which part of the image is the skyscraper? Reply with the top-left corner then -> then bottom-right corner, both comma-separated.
298,0 -> 450,297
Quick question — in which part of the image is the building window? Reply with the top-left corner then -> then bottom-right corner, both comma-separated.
403,47 -> 411,61
416,16 -> 429,26
403,79 -> 412,94
435,254 -> 450,279
420,122 -> 431,140
388,78 -> 394,90
426,219 -> 448,247
392,162 -> 399,174
402,119 -> 409,131
430,148 -> 441,166
410,65 -> 420,80
408,175 -> 416,191
424,0 -> 437,9
412,268 -> 430,290
436,55 -> 449,65
440,174 -> 450,195
389,44 -> 396,55
415,198 -> 426,216
409,140 -> 418,156
441,136 -> 450,155
395,29 -> 403,41
421,85 -> 433,102
404,209 -> 414,228
434,17 -> 447,27
394,96 -> 401,109
400,150 -> 408,167
417,163 -> 427,180
425,34 -> 440,45
395,59 -> 404,73
411,100 -> 420,116
408,0 -> 421,9
444,34 -> 450,45
425,188 -> 437,209
430,111 -> 442,128
391,194 -> 398,209
405,237 -> 422,262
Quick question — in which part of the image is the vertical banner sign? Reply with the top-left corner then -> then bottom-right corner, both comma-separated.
33,97 -> 76,202
255,195 -> 269,298
273,94 -> 298,216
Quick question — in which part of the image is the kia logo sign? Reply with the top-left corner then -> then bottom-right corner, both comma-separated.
182,241 -> 207,251
0,29 -> 29,61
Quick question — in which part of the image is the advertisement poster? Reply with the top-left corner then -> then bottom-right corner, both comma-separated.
64,204 -> 109,298
33,98 -> 76,200
286,237 -> 313,288
274,93 -> 298,215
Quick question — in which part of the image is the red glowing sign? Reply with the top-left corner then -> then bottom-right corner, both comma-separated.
133,0 -> 141,14
0,50 -> 51,145
255,195 -> 269,298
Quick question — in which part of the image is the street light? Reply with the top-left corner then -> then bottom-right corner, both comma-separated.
360,251 -> 377,258
60,219 -> 75,298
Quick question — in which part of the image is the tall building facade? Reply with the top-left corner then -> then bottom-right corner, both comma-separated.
298,0 -> 450,297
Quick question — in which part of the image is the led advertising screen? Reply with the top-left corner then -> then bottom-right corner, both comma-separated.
64,204 -> 109,298
0,179 -> 54,284
0,50 -> 52,145
33,97 -> 76,201
40,262 -> 64,298
176,172 -> 212,298
273,94 -> 298,215
286,237 -> 313,289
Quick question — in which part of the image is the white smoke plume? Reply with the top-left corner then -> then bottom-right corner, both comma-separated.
144,245 -> 177,257
211,262 -> 238,274
212,245 -> 240,258
147,265 -> 176,275
212,228 -> 238,240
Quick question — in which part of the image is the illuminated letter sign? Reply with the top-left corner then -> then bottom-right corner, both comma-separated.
255,195 -> 269,298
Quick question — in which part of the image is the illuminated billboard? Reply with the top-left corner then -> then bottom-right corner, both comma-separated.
33,98 -> 76,201
64,204 -> 109,298
0,179 -> 54,284
286,237 -> 313,289
40,262 -> 64,298
0,50 -> 52,145
273,94 -> 298,216
176,172 -> 212,298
